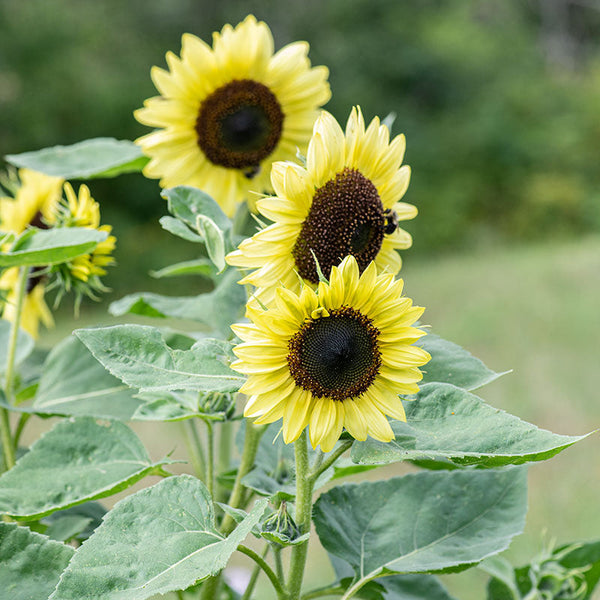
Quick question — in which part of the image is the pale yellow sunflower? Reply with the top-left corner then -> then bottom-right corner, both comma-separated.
0,169 -> 63,338
231,255 -> 430,452
134,15 -> 331,216
227,107 -> 416,306
58,182 -> 116,283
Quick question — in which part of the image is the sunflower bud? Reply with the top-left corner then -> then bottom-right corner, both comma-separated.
260,502 -> 306,547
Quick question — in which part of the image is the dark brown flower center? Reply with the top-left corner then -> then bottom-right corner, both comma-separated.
292,168 -> 385,283
287,306 -> 381,401
195,79 -> 284,175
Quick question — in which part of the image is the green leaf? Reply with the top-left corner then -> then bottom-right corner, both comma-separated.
418,333 -> 508,391
162,186 -> 231,233
0,417 -> 171,519
480,556 -> 520,599
197,213 -> 226,271
132,391 -> 201,422
314,467 -> 527,588
5,138 -> 148,179
0,319 -> 34,374
50,476 -> 267,600
31,335 -> 142,420
0,227 -> 107,267
351,383 -> 587,468
560,541 -> 600,598
150,258 -> 216,279
75,325 -> 245,393
0,522 -> 74,600
41,502 -> 106,542
109,268 -> 247,338
45,515 -> 93,542
159,215 -> 205,243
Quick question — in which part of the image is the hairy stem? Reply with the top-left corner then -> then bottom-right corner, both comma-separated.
287,430 -> 314,600
205,420 -> 214,498
0,266 -> 28,473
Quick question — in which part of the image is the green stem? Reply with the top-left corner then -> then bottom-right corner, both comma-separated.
309,440 -> 353,482
240,544 -> 278,600
13,413 -> 30,451
238,544 -> 288,600
216,421 -> 233,503
181,419 -> 206,481
301,585 -> 346,600
220,422 -> 266,535
1,266 -> 28,473
205,420 -> 214,498
0,410 -> 14,472
199,576 -> 221,600
287,430 -> 314,600
273,545 -> 285,587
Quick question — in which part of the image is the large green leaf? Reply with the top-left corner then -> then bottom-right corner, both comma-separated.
75,325 -> 245,393
417,333 -> 507,391
0,417 -> 171,519
314,467 -> 527,592
159,215 -> 205,243
50,476 -> 267,600
351,383 -> 586,468
5,138 -> 148,179
31,335 -> 141,420
0,227 -> 107,267
109,268 -> 246,338
0,318 -> 33,374
0,522 -> 74,600
150,258 -> 216,279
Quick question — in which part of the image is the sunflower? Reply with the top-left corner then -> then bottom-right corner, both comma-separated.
231,255 -> 430,452
0,169 -> 63,338
56,182 -> 116,284
134,15 -> 331,216
227,107 -> 416,305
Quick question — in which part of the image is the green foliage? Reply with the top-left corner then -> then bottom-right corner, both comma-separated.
0,417 -> 172,519
75,324 -> 244,393
314,468 -> 527,580
49,476 -> 267,600
0,227 -> 107,267
0,522 -> 74,600
418,333 -> 508,391
109,268 -> 246,338
5,138 -> 147,179
31,335 -> 141,420
351,383 -> 586,468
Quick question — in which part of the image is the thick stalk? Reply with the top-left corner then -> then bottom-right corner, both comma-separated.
181,419 -> 206,481
1,266 -> 28,472
220,422 -> 266,535
287,430 -> 314,600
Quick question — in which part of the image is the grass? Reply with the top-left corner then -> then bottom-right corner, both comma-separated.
24,234 -> 600,599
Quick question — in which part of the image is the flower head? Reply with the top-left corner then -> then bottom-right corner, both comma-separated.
227,107 -> 416,305
0,169 -> 63,337
231,255 -> 430,452
135,15 -> 331,216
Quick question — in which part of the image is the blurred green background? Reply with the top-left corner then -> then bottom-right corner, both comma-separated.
2,0 -> 600,598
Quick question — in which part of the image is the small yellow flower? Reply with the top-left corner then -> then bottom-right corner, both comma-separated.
0,169 -> 63,337
135,15 -> 331,216
227,107 -> 416,306
231,255 -> 430,452
60,183 -> 116,283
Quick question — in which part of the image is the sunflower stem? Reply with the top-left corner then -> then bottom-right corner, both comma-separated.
1,265 -> 28,473
220,422 -> 266,535
238,544 -> 288,600
216,421 -> 233,503
288,430 -> 314,600
300,584 -> 346,600
240,544 -> 269,600
181,419 -> 206,481
309,440 -> 353,482
205,420 -> 215,498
